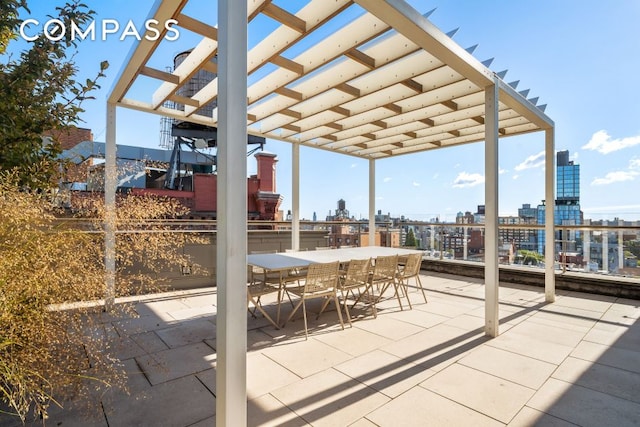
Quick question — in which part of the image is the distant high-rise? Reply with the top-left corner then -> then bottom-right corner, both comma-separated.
537,150 -> 583,254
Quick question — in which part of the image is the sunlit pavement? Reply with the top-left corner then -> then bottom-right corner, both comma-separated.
4,272 -> 640,426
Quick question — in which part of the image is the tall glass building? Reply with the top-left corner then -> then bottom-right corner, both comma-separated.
537,150 -> 582,254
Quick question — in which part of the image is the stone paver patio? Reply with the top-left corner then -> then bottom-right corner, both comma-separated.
3,272 -> 640,426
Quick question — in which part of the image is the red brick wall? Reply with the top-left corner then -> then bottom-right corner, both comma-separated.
45,127 -> 93,150
194,174 -> 217,212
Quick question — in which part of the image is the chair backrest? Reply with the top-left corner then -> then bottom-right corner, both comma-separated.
402,253 -> 422,277
372,254 -> 398,281
304,261 -> 340,293
341,258 -> 371,290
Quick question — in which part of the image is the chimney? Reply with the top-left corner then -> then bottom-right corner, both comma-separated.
255,152 -> 277,192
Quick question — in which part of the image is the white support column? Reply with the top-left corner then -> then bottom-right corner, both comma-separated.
104,103 -> 117,311
484,79 -> 499,338
292,143 -> 300,251
216,0 -> 248,425
584,218 -> 591,266
368,159 -> 375,246
463,227 -> 468,261
603,221 -> 609,272
544,128 -> 556,302
618,219 -> 624,270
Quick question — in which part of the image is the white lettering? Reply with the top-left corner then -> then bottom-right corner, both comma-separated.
18,18 -> 180,42
44,19 -> 65,42
19,18 -> 39,41
71,20 -> 95,41
144,19 -> 161,41
101,19 -> 119,41
120,20 -> 141,41
164,19 -> 180,41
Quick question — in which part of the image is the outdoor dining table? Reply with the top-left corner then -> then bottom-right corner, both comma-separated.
247,246 -> 424,325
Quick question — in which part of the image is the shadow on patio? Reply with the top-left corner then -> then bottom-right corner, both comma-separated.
2,272 -> 639,426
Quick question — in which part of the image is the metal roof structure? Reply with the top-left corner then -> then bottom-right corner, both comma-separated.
106,2 -> 556,424
109,0 -> 553,159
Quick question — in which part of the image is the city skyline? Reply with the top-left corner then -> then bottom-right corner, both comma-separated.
8,1 -> 640,221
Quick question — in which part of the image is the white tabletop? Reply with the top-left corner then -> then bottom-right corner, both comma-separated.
247,246 -> 422,271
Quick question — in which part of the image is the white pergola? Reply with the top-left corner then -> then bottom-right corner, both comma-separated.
106,1 -> 556,424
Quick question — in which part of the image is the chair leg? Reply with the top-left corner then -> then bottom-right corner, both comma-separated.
341,290 -> 353,327
317,297 -> 332,319
283,299 -> 304,328
333,294 -> 345,330
301,299 -> 309,340
416,275 -> 428,303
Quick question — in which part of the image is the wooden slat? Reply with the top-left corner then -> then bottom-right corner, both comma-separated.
448,130 -> 461,137
471,116 -> 485,124
330,106 -> 350,116
345,48 -> 376,69
248,0 -> 272,21
431,140 -> 442,147
177,13 -> 218,39
404,132 -> 417,138
382,150 -> 393,156
271,55 -> 304,74
262,3 -> 307,33
280,109 -> 302,119
325,135 -> 338,142
201,60 -> 218,74
363,133 -> 377,140
247,114 -> 257,122
499,128 -> 507,135
371,120 -> 388,129
401,78 -> 423,93
282,124 -> 301,133
325,122 -> 343,131
355,143 -> 368,149
335,83 -> 360,97
384,103 -> 403,114
420,118 -> 435,127
169,94 -> 200,108
275,87 -> 303,101
140,66 -> 179,84
441,100 -> 458,110
392,142 -> 404,147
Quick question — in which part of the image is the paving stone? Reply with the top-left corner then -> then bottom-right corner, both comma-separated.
420,363 -> 535,423
104,376 -> 215,427
528,378 -> 640,427
136,342 -> 216,385
366,386 -> 502,427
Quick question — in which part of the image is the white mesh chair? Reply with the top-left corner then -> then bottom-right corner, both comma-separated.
283,261 -> 344,339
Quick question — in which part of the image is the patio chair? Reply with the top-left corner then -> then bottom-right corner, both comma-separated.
368,254 -> 411,311
338,257 -> 375,325
249,250 -> 305,322
397,253 -> 427,304
283,261 -> 345,339
247,268 -> 280,329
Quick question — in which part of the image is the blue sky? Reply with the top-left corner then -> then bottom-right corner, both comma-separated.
11,1 -> 640,221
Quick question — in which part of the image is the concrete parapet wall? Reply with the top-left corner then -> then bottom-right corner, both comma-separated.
421,259 -> 640,300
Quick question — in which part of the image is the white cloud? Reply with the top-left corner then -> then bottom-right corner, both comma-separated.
452,172 -> 485,188
630,157 -> 640,170
513,174 -> 519,180
499,168 -> 507,175
350,163 -> 357,169
582,130 -> 640,154
591,171 -> 639,186
515,150 -> 545,171
432,173 -> 439,179
383,177 -> 392,183
412,181 -> 420,187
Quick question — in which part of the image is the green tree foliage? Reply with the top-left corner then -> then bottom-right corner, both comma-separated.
405,227 -> 417,247
0,0 -> 108,188
518,249 -> 545,265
